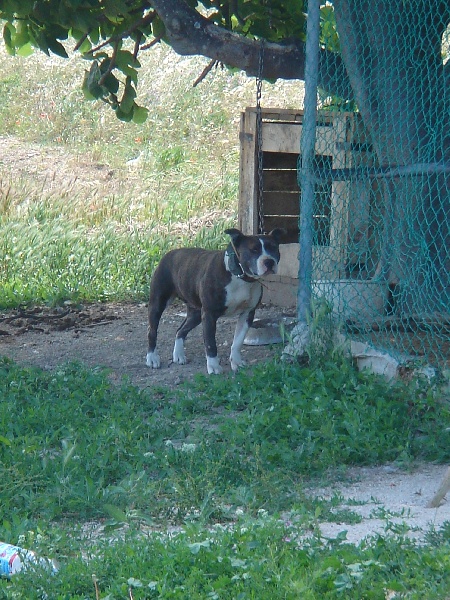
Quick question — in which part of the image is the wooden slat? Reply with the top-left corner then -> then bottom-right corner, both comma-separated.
263,169 -> 299,192
238,109 -> 258,234
262,122 -> 337,155
263,152 -> 299,169
263,191 -> 299,216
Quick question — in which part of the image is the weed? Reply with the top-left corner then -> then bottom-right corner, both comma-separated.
0,357 -> 448,525
0,356 -> 449,596
1,517 -> 450,599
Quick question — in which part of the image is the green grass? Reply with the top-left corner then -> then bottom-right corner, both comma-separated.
2,520 -> 450,599
1,357 -> 448,523
0,357 -> 449,598
0,43 -> 300,307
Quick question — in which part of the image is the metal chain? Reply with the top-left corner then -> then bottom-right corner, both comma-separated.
256,40 -> 265,234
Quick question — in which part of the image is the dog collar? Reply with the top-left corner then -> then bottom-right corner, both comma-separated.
225,244 -> 258,282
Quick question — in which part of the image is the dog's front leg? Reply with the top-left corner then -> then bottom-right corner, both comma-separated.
230,311 -> 252,371
147,305 -> 163,369
202,310 -> 223,374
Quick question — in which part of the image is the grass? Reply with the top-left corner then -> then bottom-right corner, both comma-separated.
0,43 -> 300,308
0,356 -> 449,598
1,357 -> 448,523
3,520 -> 450,599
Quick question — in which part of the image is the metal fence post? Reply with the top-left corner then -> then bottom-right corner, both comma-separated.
297,0 -> 320,323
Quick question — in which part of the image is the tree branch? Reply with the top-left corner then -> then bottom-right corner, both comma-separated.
148,0 -> 353,98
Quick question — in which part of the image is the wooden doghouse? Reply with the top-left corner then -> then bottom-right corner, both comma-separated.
238,108 -> 382,313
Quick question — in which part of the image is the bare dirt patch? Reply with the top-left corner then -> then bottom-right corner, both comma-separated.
0,135 -> 124,197
0,301 -> 288,389
306,463 -> 450,543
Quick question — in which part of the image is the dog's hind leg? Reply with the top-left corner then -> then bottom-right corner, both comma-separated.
172,306 -> 201,365
147,286 -> 172,369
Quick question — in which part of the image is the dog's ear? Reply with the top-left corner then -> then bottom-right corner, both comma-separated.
225,228 -> 244,246
268,228 -> 286,243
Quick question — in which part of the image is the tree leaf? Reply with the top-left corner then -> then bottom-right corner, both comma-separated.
17,42 -> 33,57
3,23 -> 15,55
47,38 -> 69,58
82,61 -> 108,100
115,107 -> 133,122
132,105 -> 148,124
119,79 -> 136,113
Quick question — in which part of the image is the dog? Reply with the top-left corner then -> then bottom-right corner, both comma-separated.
146,227 -> 285,374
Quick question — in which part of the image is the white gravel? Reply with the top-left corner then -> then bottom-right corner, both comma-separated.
307,463 -> 450,544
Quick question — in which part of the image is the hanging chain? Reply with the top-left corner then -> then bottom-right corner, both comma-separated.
256,40 -> 265,234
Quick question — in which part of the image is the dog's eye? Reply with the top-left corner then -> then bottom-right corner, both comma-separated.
250,246 -> 260,254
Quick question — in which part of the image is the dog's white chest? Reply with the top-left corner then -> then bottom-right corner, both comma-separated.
224,277 -> 261,316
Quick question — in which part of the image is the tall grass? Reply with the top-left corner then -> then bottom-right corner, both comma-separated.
0,44 -> 302,307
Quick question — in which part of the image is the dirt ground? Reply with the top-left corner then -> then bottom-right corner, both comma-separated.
0,300 -> 290,389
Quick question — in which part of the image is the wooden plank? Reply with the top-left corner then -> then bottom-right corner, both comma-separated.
263,169 -> 299,192
263,191 -> 299,216
262,122 -> 336,155
263,152 -> 299,169
263,216 -> 299,242
238,109 -> 258,234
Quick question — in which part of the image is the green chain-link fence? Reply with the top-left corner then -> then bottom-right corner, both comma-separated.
297,0 -> 450,368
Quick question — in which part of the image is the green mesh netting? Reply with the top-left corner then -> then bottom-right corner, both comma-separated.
299,0 -> 450,368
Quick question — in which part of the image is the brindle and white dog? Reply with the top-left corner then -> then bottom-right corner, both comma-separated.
146,227 -> 285,374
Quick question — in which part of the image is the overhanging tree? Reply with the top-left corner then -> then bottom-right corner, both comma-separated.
1,0 -> 448,314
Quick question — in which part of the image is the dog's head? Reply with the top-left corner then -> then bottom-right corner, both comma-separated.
225,228 -> 286,279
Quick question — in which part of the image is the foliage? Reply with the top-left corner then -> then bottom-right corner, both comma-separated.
0,357 -> 448,524
0,519 -> 449,599
0,0 -> 310,121
0,357 -> 449,597
0,41 -> 257,308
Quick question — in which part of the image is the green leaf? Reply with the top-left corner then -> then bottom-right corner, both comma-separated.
17,42 -> 33,57
103,504 -> 128,522
78,37 -> 92,53
31,29 -> 50,55
14,21 -> 30,47
188,540 -> 211,554
115,107 -> 133,122
82,61 -> 107,100
151,16 -> 166,39
89,28 -> 100,45
132,105 -> 148,124
102,72 -> 120,95
115,49 -> 138,69
47,38 -> 68,58
119,64 -> 138,83
119,79 -> 136,114
3,23 -> 15,55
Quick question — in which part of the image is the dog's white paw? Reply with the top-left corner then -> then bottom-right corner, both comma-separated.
146,351 -> 161,369
230,352 -> 246,372
207,356 -> 223,375
172,338 -> 186,365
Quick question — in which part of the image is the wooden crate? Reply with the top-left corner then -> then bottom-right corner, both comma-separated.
238,108 -> 373,306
